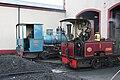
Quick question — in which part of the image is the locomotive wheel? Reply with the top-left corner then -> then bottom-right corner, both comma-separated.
65,62 -> 76,69
107,57 -> 113,67
107,61 -> 113,67
41,51 -> 50,60
92,59 -> 101,69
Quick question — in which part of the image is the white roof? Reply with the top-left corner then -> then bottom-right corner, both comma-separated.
0,0 -> 63,10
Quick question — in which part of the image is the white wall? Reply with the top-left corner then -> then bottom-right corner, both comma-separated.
0,6 -> 17,50
65,0 -> 120,38
20,8 -> 65,33
0,6 -> 65,50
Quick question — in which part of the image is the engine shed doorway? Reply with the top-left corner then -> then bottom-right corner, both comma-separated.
108,2 -> 120,54
76,9 -> 100,35
108,3 -> 120,40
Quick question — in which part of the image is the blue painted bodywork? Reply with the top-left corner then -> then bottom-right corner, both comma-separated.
16,24 -> 67,54
16,24 -> 24,52
44,28 -> 67,44
44,34 -> 67,44
29,39 -> 43,52
16,24 -> 43,53
29,24 -> 43,52
34,24 -> 43,39
18,39 -> 24,51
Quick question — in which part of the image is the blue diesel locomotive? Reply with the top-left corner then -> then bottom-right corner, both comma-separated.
16,23 -> 67,59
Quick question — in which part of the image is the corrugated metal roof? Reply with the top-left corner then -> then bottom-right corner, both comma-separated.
0,0 -> 63,10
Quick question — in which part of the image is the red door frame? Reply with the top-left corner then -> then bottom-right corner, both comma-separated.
108,2 -> 120,38
76,8 -> 101,33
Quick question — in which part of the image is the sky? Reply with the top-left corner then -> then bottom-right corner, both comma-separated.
21,0 -> 63,6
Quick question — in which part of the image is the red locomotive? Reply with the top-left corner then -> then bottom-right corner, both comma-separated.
60,19 -> 120,69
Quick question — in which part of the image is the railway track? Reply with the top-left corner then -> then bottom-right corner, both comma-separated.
0,70 -> 46,78
34,59 -> 62,64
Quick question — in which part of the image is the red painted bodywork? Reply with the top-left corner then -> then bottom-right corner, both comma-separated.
61,42 -> 77,68
62,56 -> 77,68
61,41 -> 113,68
85,41 -> 113,57
61,42 -> 74,57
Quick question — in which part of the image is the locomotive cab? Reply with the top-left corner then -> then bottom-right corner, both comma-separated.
16,24 -> 43,58
61,19 -> 92,57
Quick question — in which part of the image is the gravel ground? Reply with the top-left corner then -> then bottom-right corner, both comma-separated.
0,54 -> 85,80
0,54 -> 120,80
0,55 -> 51,74
67,66 -> 120,80
35,60 -> 120,80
